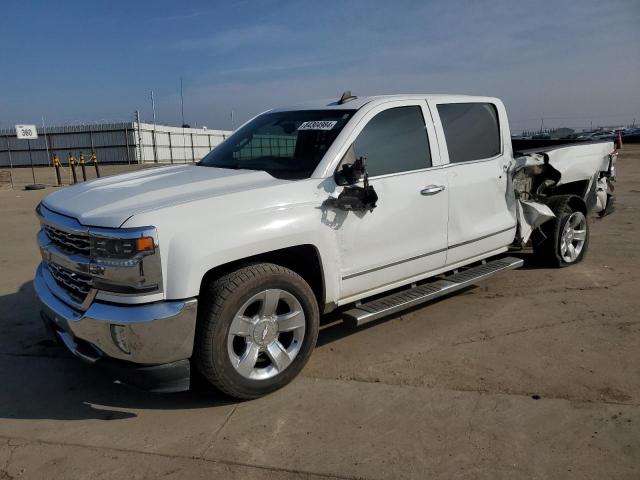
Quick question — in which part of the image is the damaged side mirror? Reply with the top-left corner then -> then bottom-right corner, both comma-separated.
335,154 -> 367,186
328,149 -> 378,212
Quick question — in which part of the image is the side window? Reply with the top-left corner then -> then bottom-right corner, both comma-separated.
351,106 -> 431,177
437,103 -> 501,163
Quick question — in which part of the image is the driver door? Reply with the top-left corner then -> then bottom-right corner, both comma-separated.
333,101 -> 449,301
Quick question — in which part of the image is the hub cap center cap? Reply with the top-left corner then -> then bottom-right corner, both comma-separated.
253,319 -> 277,346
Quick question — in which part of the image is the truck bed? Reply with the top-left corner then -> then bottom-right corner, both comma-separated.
512,138 -> 612,155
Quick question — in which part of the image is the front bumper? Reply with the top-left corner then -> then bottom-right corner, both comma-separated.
35,263 -> 197,392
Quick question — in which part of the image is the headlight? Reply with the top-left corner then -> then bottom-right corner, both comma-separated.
91,236 -> 155,259
87,226 -> 163,295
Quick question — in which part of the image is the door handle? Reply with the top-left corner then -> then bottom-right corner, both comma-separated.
420,185 -> 446,196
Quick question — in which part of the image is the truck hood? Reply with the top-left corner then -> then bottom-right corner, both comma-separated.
42,165 -> 287,228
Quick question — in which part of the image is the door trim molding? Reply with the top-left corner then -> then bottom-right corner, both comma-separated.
448,225 -> 516,250
342,248 -> 447,280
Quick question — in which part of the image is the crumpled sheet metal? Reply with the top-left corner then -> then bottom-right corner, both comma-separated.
516,199 -> 555,245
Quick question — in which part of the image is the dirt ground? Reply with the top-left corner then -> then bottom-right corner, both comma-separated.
0,147 -> 638,479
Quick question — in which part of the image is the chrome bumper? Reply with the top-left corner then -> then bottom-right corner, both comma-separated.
35,263 -> 197,364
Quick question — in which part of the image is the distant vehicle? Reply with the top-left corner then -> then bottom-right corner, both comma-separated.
35,93 -> 618,399
622,128 -> 640,143
577,131 -> 616,141
532,133 -> 551,140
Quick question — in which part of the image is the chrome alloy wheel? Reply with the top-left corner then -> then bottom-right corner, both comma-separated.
560,211 -> 587,263
227,289 -> 306,380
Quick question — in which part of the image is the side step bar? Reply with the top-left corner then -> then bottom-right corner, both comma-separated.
343,256 -> 524,327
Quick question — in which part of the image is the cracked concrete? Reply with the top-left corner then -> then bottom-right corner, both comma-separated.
0,145 -> 639,479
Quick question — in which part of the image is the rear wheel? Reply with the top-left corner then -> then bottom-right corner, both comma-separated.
532,195 -> 589,267
195,263 -> 319,399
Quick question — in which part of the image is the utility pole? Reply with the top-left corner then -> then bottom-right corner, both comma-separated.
180,78 -> 185,127
42,116 -> 51,166
230,110 -> 235,131
135,110 -> 144,164
181,77 -> 187,163
150,90 -> 158,162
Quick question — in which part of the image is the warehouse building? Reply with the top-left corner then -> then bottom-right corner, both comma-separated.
0,122 -> 232,167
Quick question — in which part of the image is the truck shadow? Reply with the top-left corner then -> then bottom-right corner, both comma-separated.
316,251 -> 556,346
0,282 -> 237,422
1,252 -> 550,421
316,285 -> 479,347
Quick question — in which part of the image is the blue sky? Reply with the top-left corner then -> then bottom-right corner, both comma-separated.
1,0 -> 639,132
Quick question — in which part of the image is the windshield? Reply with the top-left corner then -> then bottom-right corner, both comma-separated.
198,110 -> 355,179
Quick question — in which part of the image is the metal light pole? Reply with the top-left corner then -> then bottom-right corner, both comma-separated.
150,90 -> 158,162
25,138 -> 44,190
181,77 -> 187,163
15,124 -> 45,190
41,116 -> 51,166
5,135 -> 14,189
135,110 -> 144,164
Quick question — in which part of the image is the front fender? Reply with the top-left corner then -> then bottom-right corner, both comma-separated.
146,204 -> 339,304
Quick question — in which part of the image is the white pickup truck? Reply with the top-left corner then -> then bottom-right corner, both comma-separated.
35,93 -> 617,398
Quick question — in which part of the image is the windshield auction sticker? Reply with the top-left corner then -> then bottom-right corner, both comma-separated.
298,121 -> 337,130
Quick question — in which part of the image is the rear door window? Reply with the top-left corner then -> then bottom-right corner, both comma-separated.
437,103 -> 501,163
351,106 -> 431,177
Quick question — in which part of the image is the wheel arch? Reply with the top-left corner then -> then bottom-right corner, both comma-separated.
565,194 -> 587,215
199,244 -> 328,312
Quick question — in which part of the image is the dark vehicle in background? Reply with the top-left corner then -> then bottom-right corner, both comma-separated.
622,128 -> 640,143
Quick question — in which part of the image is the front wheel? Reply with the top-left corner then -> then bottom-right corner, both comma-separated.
195,263 -> 319,399
532,195 -> 589,267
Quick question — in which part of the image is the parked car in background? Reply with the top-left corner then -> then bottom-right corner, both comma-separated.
577,131 -> 617,141
622,128 -> 640,143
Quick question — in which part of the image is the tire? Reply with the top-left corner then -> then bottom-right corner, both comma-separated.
195,263 -> 319,399
532,195 -> 589,267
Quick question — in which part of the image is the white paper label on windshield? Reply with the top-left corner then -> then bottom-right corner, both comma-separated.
298,121 -> 337,131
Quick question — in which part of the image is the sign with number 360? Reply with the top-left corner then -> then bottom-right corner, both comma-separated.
15,124 -> 38,139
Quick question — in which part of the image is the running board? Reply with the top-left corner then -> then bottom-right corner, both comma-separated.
343,256 -> 524,327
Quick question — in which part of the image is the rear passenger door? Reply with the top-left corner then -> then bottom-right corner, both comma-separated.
335,101 -> 449,300
429,100 -> 516,265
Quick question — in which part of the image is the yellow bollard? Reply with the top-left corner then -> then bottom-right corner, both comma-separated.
91,153 -> 101,178
53,155 -> 62,186
79,153 -> 87,181
68,154 -> 78,184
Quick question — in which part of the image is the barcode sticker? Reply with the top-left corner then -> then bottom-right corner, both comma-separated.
298,121 -> 337,131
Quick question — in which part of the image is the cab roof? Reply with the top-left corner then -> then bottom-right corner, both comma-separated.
270,94 -> 495,112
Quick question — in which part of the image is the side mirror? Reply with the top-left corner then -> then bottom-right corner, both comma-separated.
328,153 -> 378,212
335,148 -> 367,186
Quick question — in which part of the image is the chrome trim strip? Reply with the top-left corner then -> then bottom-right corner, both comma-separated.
41,262 -> 97,311
448,226 -> 516,250
341,226 -> 516,281
38,230 -> 91,273
342,248 -> 447,280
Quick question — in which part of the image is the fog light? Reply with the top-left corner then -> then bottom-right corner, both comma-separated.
110,324 -> 130,354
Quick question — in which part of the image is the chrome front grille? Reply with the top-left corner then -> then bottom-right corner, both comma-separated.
44,224 -> 90,256
47,262 -> 93,302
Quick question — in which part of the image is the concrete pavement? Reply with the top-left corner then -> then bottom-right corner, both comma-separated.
1,147 -> 639,479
